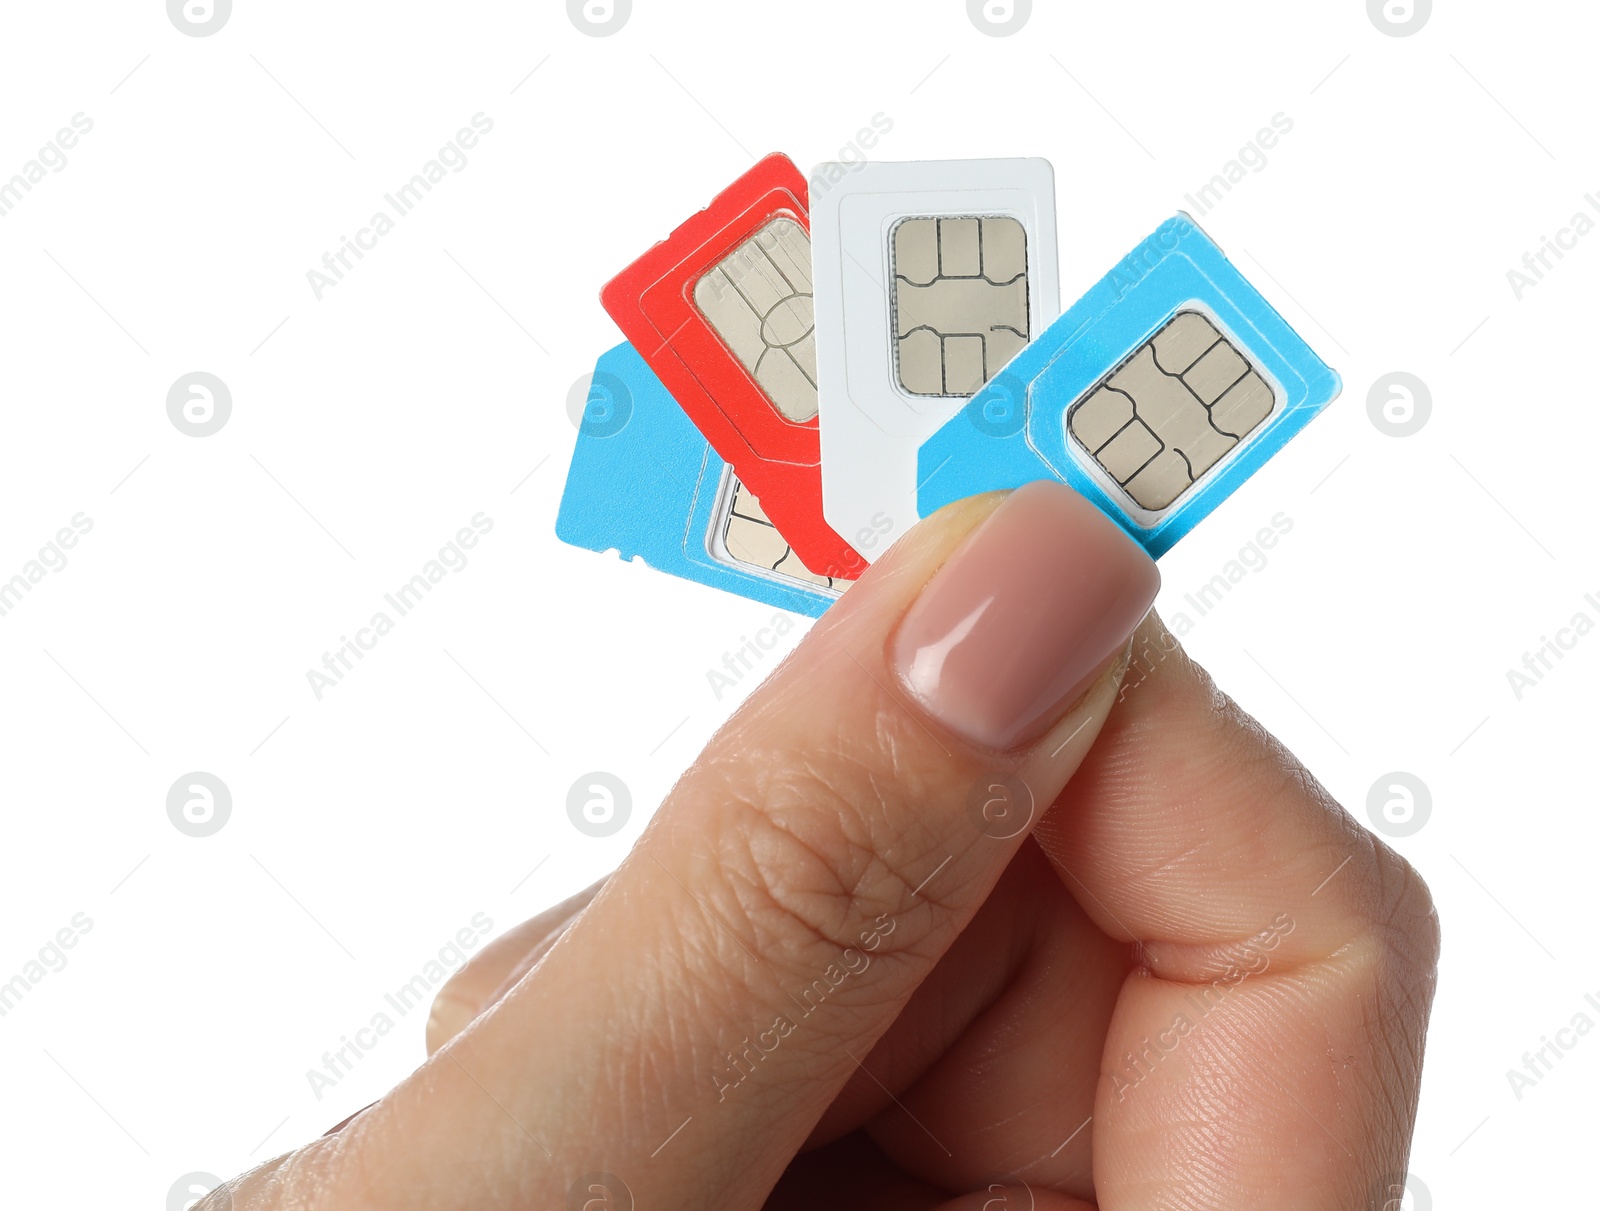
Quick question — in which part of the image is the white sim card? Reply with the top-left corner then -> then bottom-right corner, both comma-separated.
810,158 -> 1059,562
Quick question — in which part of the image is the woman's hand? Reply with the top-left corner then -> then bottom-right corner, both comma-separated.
206,482 -> 1439,1210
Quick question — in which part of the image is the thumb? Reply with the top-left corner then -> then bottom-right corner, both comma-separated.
211,481 -> 1158,1211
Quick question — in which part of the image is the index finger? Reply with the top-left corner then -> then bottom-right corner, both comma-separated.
1031,616 -> 1441,1208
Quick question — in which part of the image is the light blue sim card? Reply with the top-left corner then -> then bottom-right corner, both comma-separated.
916,214 -> 1341,557
556,341 -> 844,619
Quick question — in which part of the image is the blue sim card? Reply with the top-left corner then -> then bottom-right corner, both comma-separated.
916,214 -> 1341,557
556,342 -> 843,618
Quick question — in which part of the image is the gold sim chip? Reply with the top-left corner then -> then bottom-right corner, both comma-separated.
692,217 -> 819,423
890,215 -> 1030,396
717,477 -> 839,589
1067,310 -> 1276,512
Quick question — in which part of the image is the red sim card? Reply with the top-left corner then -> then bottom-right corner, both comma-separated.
600,153 -> 865,580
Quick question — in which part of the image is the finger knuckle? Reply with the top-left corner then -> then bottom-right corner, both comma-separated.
692,740 -> 944,970
1369,838 -> 1442,972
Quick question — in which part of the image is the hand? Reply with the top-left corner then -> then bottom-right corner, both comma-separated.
206,481 -> 1439,1210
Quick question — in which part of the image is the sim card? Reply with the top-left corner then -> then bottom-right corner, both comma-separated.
810,158 -> 1060,563
600,153 -> 864,581
915,214 -> 1341,556
556,341 -> 842,618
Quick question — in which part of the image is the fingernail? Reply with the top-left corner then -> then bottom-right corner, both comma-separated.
891,481 -> 1160,750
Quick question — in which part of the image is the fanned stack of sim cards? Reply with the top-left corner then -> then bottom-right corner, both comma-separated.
557,153 -> 1342,618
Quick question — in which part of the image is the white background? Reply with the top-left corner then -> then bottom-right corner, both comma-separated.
0,1 -> 1594,1206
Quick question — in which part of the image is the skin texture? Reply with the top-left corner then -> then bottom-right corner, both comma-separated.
201,488 -> 1439,1211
